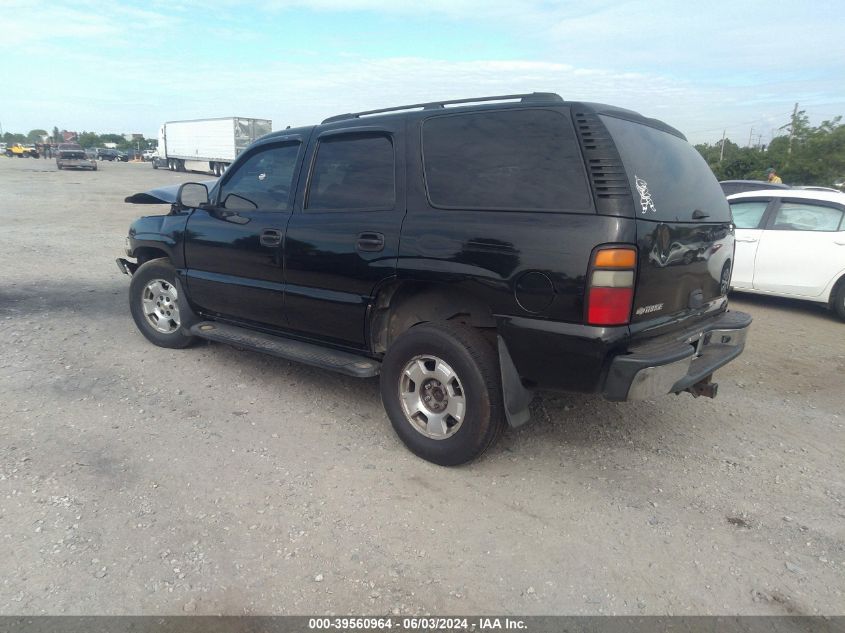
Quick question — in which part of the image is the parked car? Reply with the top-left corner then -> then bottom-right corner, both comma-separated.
5,143 -> 39,158
793,185 -> 842,193
728,189 -> 845,320
720,179 -> 790,196
142,149 -> 156,161
96,148 -> 126,161
117,92 -> 751,465
55,143 -> 97,171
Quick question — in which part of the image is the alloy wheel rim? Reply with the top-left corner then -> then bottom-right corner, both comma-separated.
141,279 -> 181,334
398,355 -> 466,440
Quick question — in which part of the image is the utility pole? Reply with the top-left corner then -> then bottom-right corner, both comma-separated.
787,102 -> 799,156
719,129 -> 726,163
748,127 -> 754,148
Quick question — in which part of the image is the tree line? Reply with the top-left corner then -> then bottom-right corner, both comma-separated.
695,110 -> 844,188
2,127 -> 155,151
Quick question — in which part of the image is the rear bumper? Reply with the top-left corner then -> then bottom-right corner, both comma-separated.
57,159 -> 96,168
602,310 -> 752,401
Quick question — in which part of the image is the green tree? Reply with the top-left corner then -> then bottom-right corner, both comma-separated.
697,114 -> 845,188
26,129 -> 48,142
77,131 -> 100,148
3,132 -> 26,144
99,133 -> 125,146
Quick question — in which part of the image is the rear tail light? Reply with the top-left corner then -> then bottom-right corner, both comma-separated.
585,246 -> 637,326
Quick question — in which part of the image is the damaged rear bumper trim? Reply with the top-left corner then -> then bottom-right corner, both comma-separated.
603,310 -> 752,401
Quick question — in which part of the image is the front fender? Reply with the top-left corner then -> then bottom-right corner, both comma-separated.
127,213 -> 190,268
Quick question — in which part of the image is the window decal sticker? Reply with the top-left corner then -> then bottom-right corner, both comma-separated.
635,175 -> 656,214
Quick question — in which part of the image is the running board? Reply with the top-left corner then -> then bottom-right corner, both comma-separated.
189,321 -> 380,378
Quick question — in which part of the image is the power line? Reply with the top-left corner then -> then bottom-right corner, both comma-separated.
687,109 -> 795,135
687,101 -> 845,137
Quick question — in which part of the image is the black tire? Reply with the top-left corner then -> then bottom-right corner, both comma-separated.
129,259 -> 197,349
92,164 -> 97,171
380,321 -> 504,466
57,164 -> 63,170
833,281 -> 845,322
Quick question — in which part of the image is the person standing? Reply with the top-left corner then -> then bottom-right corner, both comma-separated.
766,167 -> 782,184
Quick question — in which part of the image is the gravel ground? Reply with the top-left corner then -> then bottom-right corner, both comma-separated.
0,157 -> 843,616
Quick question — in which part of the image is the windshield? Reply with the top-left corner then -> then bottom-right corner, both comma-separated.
602,115 -> 730,222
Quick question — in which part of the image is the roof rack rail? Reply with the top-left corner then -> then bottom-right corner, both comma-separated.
321,92 -> 563,124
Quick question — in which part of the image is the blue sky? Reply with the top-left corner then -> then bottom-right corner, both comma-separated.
1,0 -> 843,144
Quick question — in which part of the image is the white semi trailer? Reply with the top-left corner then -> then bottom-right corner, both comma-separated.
152,117 -> 272,176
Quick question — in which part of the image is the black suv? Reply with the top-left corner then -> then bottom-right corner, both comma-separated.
97,148 -> 128,161
117,93 -> 751,465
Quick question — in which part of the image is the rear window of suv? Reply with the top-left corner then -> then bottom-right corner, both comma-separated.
421,109 -> 591,212
601,115 -> 730,223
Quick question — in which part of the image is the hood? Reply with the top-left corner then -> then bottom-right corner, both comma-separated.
124,180 -> 217,204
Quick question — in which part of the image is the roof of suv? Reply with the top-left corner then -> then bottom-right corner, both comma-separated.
259,92 -> 685,144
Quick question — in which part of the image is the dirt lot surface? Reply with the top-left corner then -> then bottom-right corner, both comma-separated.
0,157 -> 843,616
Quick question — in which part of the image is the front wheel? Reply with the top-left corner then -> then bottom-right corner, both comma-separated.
129,259 -> 196,349
380,322 -> 504,466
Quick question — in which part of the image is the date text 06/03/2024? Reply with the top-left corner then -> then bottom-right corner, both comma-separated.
307,617 -> 527,630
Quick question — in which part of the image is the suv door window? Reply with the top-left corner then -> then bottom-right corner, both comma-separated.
421,109 -> 590,211
770,201 -> 844,231
305,134 -> 395,210
219,143 -> 301,212
729,200 -> 769,229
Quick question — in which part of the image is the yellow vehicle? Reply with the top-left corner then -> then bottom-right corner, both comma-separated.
5,143 -> 39,158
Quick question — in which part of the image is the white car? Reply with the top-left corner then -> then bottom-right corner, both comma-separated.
142,149 -> 156,161
727,189 -> 845,320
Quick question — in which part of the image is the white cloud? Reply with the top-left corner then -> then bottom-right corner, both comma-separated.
1,0 -> 843,145
5,50 -> 818,143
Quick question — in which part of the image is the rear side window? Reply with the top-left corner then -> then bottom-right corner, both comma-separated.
771,201 -> 843,231
729,200 -> 769,229
306,134 -> 395,210
602,115 -> 731,222
422,109 -> 591,211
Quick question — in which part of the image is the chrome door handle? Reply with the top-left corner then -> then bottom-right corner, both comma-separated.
736,238 -> 758,243
834,240 -> 845,246
260,229 -> 283,247
357,232 -> 385,252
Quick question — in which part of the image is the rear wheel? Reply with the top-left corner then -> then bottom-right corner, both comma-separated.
380,322 -> 504,466
129,259 -> 196,349
833,281 -> 845,322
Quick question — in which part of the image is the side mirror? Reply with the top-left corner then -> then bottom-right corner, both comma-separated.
176,182 -> 209,209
